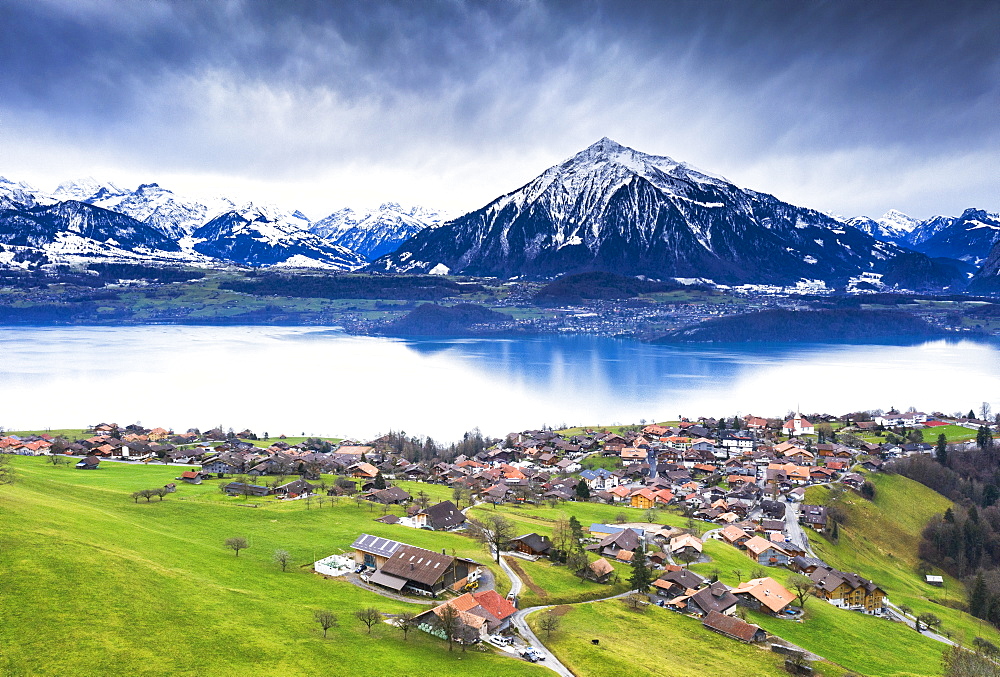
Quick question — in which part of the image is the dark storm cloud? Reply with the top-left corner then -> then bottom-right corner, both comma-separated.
0,0 -> 997,217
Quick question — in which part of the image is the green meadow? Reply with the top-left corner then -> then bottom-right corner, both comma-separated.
0,457 -> 542,677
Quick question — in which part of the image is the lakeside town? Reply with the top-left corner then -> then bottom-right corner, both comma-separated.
4,407 -> 998,675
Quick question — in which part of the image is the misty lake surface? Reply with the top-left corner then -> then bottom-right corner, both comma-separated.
2,325 -> 999,441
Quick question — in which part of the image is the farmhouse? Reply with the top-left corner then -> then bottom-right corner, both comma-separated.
374,544 -> 479,597
415,590 -> 517,640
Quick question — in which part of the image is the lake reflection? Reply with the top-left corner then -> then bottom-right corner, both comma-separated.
0,326 -> 998,441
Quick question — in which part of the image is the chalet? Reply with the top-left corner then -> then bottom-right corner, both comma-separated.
630,487 -> 658,509
702,610 -> 767,643
669,534 -> 704,560
743,536 -> 791,566
509,533 -> 552,558
349,461 -> 380,479
789,556 -> 827,574
178,470 -> 206,484
368,486 -> 412,505
414,501 -> 466,531
687,581 -> 739,616
75,455 -> 100,470
719,525 -> 752,548
579,557 -> 615,583
810,566 -> 886,613
653,567 -> 705,596
223,482 -> 272,497
799,504 -> 828,531
760,500 -> 786,520
579,468 -> 619,490
372,544 -> 479,597
591,528 -> 641,559
275,479 -> 315,497
732,577 -> 795,614
743,415 -> 769,430
620,448 -> 646,466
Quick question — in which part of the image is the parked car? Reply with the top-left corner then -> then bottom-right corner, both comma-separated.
487,635 -> 511,648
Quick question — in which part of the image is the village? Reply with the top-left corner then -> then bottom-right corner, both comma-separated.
3,409 -> 997,675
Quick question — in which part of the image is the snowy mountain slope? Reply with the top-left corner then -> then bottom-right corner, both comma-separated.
90,183 -> 236,240
844,210 -> 920,242
0,200 -> 203,265
371,138 -> 904,284
192,205 -> 366,269
906,208 -> 1000,264
311,202 -> 447,261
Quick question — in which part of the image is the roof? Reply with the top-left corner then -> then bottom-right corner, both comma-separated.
422,500 -> 465,529
689,581 -> 738,614
511,533 -> 552,553
472,589 -> 516,622
669,534 -> 704,553
369,569 -> 408,591
744,536 -> 788,557
380,545 -> 455,586
733,577 -> 795,613
588,557 -> 615,577
702,610 -> 763,642
350,533 -> 404,559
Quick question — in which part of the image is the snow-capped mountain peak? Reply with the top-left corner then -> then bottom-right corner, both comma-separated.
310,202 -> 448,261
373,138 -> 902,283
52,177 -> 127,202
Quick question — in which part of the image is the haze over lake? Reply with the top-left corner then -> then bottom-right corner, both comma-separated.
2,325 -> 998,441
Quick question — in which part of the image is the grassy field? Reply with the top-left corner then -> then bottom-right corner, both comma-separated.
526,600 -> 794,677
0,457 -> 542,677
7,428 -> 90,439
805,472 -> 1000,648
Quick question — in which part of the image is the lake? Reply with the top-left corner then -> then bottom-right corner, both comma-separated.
1,325 -> 998,441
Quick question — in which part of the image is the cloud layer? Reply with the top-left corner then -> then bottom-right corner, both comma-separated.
1,0 -> 997,219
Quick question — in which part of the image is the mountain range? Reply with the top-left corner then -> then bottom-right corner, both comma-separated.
0,139 -> 997,290
0,178 -> 441,270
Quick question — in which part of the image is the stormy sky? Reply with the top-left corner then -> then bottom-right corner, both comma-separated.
1,0 -> 997,220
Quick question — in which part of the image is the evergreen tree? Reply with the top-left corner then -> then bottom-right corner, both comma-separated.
970,410 -> 977,420
628,546 -> 653,592
373,472 -> 386,490
717,417 -> 727,432
575,479 -> 591,501
568,516 -> 585,544
830,519 -> 840,542
944,507 -> 955,523
732,416 -> 741,431
970,572 -> 989,618
935,433 -> 948,465
978,426 -> 994,452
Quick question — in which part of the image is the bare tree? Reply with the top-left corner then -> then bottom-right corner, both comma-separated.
394,611 -> 417,640
787,573 -> 814,609
131,491 -> 142,503
273,549 -> 292,572
623,593 -> 647,612
615,512 -> 627,524
537,611 -> 561,638
225,536 -> 249,557
313,609 -> 338,638
467,514 -> 516,563
436,603 -> 460,651
354,606 -> 382,634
